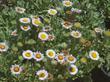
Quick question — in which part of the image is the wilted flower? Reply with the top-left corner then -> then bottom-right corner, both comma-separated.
11,30 -> 18,36
48,34 -> 55,41
42,26 -> 52,32
61,21 -> 73,29
15,7 -> 26,14
94,28 -> 103,33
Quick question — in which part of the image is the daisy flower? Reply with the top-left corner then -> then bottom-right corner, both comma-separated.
33,51 -> 44,61
56,53 -> 65,63
69,64 -> 78,75
63,0 -> 73,7
22,50 -> 33,60
48,9 -> 57,15
61,21 -> 73,29
66,55 -> 76,63
0,42 -> 8,52
32,18 -> 42,27
15,7 -> 26,14
48,34 -> 55,41
10,64 -> 23,75
70,30 -> 82,38
89,50 -> 99,60
46,49 -> 56,58
94,28 -> 103,33
11,30 -> 18,36
36,69 -> 48,80
20,25 -> 31,31
19,18 -> 30,23
38,32 -> 48,41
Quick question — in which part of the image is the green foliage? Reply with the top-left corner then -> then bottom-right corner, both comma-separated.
0,0 -> 110,82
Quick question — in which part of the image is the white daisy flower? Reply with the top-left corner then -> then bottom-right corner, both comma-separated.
36,69 -> 48,80
15,7 -> 26,14
22,50 -> 33,60
46,49 -> 56,58
89,50 -> 99,60
19,18 -> 30,23
56,53 -> 65,63
0,42 -> 8,52
61,21 -> 73,29
70,30 -> 82,38
69,64 -> 78,75
66,55 -> 76,63
10,64 -> 23,75
20,25 -> 31,31
33,51 -> 44,61
38,32 -> 48,41
48,9 -> 57,15
94,28 -> 103,33
32,18 -> 42,27
63,0 -> 73,7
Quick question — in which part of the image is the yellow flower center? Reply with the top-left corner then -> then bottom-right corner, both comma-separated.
74,32 -> 79,36
66,11 -> 72,14
48,51 -> 54,57
65,2 -> 71,6
50,10 -> 56,15
22,18 -> 28,22
39,72 -> 46,78
13,67 -> 20,72
34,19 -> 41,25
25,52 -> 31,57
0,44 -> 5,49
23,26 -> 28,29
91,52 -> 97,58
35,53 -> 41,59
68,56 -> 74,61
58,55 -> 64,60
70,67 -> 76,72
40,34 -> 47,39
